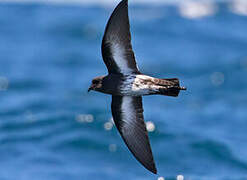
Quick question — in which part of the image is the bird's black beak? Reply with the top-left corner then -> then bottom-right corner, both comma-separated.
88,87 -> 93,92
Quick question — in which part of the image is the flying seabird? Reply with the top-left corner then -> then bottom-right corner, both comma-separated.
88,0 -> 186,174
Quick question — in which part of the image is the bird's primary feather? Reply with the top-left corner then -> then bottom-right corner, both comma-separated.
111,96 -> 157,174
101,0 -> 140,75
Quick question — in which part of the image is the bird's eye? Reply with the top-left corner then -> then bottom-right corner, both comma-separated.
93,80 -> 99,84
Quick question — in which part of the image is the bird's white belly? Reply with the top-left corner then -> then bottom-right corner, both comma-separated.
120,75 -> 159,96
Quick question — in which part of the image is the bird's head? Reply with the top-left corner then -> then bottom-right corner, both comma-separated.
88,76 -> 105,92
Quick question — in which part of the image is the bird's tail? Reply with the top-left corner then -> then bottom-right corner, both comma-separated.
158,78 -> 186,97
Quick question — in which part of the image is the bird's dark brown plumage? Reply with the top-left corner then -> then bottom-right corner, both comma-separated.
89,0 -> 187,174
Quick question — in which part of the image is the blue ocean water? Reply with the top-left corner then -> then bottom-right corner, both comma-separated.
0,1 -> 247,179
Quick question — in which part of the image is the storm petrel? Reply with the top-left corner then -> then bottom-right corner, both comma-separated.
88,0 -> 186,174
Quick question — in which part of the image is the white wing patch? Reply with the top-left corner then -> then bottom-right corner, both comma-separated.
112,43 -> 133,75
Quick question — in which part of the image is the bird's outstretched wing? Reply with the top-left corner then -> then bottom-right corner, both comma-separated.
111,96 -> 157,174
102,0 -> 140,75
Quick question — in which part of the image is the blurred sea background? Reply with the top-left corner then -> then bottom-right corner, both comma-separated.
0,0 -> 247,179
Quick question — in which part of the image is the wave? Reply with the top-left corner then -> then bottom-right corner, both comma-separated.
1,0 -> 247,18
0,0 -> 241,6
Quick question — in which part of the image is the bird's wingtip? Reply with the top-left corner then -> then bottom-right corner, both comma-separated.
145,162 -> 157,174
152,168 -> 158,174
